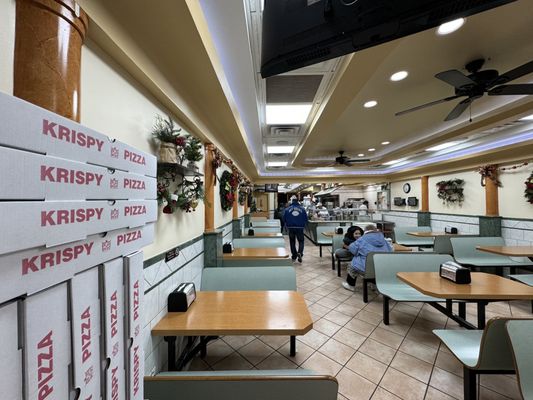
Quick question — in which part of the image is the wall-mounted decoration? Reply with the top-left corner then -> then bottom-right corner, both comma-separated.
158,176 -> 204,214
436,179 -> 465,204
525,171 -> 533,204
184,137 -> 203,170
151,115 -> 184,163
220,170 -> 238,211
477,164 -> 501,187
402,183 -> 411,193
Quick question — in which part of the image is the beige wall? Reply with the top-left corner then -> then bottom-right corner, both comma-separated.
499,165 -> 533,219
214,164 -> 233,228
429,170 -> 484,216
0,0 -> 15,95
81,42 -> 205,258
391,179 -> 421,211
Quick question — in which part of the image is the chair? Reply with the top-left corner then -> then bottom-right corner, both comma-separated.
505,319 -> 533,400
232,238 -> 285,248
451,236 -> 533,275
316,226 -> 333,257
433,317 -> 517,400
373,253 -> 451,324
393,226 -> 434,248
144,370 -> 338,400
331,234 -> 351,277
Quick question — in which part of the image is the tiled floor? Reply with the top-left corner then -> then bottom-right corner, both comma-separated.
188,237 -> 530,400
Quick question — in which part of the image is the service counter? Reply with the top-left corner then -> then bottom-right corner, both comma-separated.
304,220 -> 395,243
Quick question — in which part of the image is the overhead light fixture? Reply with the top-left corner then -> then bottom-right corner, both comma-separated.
267,146 -> 295,154
267,161 -> 288,167
390,71 -> 408,82
520,114 -> 533,121
358,153 -> 365,157
265,104 -> 312,125
437,18 -> 465,35
426,141 -> 461,151
383,158 -> 407,166
364,100 -> 378,108
368,148 -> 376,152
381,141 -> 390,145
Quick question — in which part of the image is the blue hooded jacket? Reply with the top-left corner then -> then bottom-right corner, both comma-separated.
348,231 -> 392,273
283,201 -> 308,229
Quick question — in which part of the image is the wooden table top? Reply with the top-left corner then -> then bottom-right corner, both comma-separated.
476,246 -> 533,257
406,231 -> 460,237
152,291 -> 313,336
393,243 -> 413,252
242,233 -> 283,238
223,247 -> 289,259
397,272 -> 533,300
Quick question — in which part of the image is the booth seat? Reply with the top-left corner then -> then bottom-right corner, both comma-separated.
233,238 -> 285,248
144,370 -> 338,400
393,226 -> 434,247
201,266 -> 297,291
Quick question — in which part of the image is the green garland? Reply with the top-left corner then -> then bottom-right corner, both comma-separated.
220,170 -> 238,211
436,179 -> 465,204
525,171 -> 533,204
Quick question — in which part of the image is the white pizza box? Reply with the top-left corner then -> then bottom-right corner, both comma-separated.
0,199 -> 157,255
127,340 -> 144,400
0,91 -> 156,177
71,267 -> 102,400
124,251 -> 144,343
0,300 -> 22,400
0,223 -> 154,305
0,145 -> 156,200
102,258 -> 126,400
24,283 -> 70,400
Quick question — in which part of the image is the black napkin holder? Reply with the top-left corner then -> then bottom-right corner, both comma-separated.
439,261 -> 471,284
168,282 -> 196,312
248,228 -> 255,236
336,227 -> 344,234
445,226 -> 458,234
222,242 -> 233,253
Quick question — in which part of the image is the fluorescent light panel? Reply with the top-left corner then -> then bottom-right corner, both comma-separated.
267,146 -> 295,154
265,104 -> 312,125
383,158 -> 408,165
520,114 -> 533,121
267,161 -> 288,167
426,141 -> 461,151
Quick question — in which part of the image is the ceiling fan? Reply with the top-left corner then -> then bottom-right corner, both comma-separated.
396,58 -> 533,121
327,151 -> 370,167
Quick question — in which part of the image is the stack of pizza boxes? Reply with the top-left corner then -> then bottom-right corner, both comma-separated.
0,92 -> 156,399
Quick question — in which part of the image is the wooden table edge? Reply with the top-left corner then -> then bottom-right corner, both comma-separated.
152,325 -> 313,337
476,246 -> 533,257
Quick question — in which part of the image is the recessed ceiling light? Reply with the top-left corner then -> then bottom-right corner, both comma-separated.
267,161 -> 288,167
368,148 -> 375,152
358,153 -> 365,157
364,100 -> 378,108
437,18 -> 465,35
390,71 -> 408,82
520,114 -> 533,121
381,141 -> 390,145
426,141 -> 461,151
265,104 -> 312,125
267,146 -> 295,154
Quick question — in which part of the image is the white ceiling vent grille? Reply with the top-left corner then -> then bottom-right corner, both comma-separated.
267,126 -> 301,137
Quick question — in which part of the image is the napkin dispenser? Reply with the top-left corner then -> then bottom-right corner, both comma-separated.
248,228 -> 255,236
222,242 -> 233,253
336,227 -> 344,234
168,282 -> 196,312
439,261 -> 471,284
444,226 -> 458,234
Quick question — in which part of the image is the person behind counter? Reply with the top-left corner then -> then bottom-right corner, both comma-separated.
283,196 -> 308,263
358,200 -> 369,216
315,202 -> 330,219
334,226 -> 363,259
342,224 -> 392,292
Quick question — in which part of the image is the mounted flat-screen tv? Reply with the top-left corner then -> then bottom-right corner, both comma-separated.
394,197 -> 406,206
261,0 -> 515,78
407,197 -> 419,206
265,183 -> 279,192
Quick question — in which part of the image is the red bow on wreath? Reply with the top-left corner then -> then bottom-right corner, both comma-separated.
477,165 -> 502,187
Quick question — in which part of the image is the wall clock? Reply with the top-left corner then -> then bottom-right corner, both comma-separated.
403,183 -> 411,194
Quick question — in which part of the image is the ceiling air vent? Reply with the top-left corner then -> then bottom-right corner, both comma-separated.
267,126 -> 301,137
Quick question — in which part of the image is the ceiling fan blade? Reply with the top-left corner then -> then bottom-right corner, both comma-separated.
444,98 -> 473,121
395,95 -> 461,117
493,60 -> 533,85
488,84 -> 533,96
435,70 -> 476,89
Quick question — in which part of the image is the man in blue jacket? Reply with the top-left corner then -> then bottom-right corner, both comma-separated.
343,224 -> 392,291
283,195 -> 308,262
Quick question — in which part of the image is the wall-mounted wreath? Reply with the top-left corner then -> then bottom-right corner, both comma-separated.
436,179 -> 465,204
525,171 -> 533,204
220,170 -> 238,211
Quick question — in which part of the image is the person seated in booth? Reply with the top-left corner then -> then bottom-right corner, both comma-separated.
342,224 -> 392,292
334,225 -> 364,259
